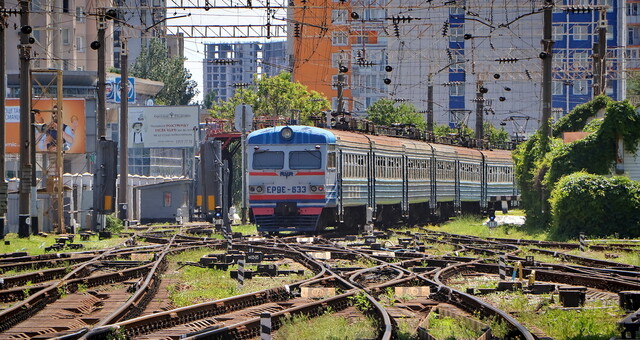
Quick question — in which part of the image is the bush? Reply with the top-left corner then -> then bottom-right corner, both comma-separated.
550,172 -> 640,239
105,214 -> 124,234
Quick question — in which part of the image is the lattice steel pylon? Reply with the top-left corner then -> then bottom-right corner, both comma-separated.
31,69 -> 65,234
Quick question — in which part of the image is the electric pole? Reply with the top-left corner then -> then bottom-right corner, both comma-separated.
593,8 -> 607,96
427,79 -> 433,134
336,65 -> 347,115
0,0 -> 6,238
97,8 -> 107,138
475,82 -> 485,143
18,0 -> 32,237
540,0 -> 554,146
118,39 -> 128,223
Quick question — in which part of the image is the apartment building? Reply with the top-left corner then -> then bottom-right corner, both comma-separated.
202,41 -> 288,102
290,0 -> 626,139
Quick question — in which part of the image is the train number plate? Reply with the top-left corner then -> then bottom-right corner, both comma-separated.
265,185 -> 307,193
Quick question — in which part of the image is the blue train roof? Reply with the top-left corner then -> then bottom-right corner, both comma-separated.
248,125 -> 337,144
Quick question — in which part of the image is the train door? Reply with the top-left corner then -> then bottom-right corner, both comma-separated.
454,159 -> 461,214
368,149 -> 376,224
337,149 -> 344,223
402,153 -> 409,220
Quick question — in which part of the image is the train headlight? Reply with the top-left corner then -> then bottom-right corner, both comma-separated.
256,186 -> 264,193
318,186 -> 324,191
249,185 -> 264,193
281,127 -> 294,141
310,185 -> 317,192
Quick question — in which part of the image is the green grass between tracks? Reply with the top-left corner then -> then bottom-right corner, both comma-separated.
425,311 -> 483,340
164,248 -> 312,307
274,312 -> 378,340
425,213 -> 548,241
486,290 -> 623,340
0,232 -> 125,256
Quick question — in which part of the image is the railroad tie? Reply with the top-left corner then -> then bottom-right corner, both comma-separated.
498,255 -> 506,280
260,312 -> 272,340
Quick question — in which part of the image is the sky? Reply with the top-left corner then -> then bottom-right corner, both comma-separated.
169,5 -> 288,103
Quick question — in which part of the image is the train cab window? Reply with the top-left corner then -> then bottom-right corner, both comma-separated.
253,151 -> 284,169
327,152 -> 336,169
290,150 -> 322,169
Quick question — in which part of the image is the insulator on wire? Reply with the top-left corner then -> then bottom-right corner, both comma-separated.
496,57 -> 518,63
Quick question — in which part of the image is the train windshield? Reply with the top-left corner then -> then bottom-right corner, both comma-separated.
290,150 -> 321,169
253,151 -> 284,169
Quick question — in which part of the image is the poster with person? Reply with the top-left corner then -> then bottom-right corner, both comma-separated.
4,98 -> 86,153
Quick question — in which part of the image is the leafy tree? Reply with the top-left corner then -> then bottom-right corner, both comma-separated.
484,122 -> 510,144
433,123 -> 473,138
130,38 -> 198,105
365,99 -> 426,129
210,72 -> 329,123
202,90 -> 217,109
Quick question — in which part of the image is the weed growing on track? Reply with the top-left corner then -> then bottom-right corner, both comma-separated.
484,291 -> 623,340
426,311 -> 482,340
275,312 -> 377,340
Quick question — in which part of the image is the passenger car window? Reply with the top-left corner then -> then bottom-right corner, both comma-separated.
253,151 -> 284,169
290,150 -> 321,169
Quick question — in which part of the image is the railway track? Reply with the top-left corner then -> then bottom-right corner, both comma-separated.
0,226 -> 638,339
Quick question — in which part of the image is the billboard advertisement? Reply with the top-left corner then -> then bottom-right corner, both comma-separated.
128,106 -> 199,148
5,98 -> 86,154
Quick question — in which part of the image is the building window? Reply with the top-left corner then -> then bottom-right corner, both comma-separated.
607,25 -> 613,40
450,5 -> 464,16
573,80 -> 589,95
449,83 -> 464,96
552,81 -> 563,95
450,51 -> 465,72
553,25 -> 564,41
450,26 -> 464,42
76,36 -> 85,52
332,32 -> 348,46
63,0 -> 69,12
332,10 -> 348,24
62,28 -> 70,45
573,51 -> 589,68
628,3 -> 640,16
572,25 -> 588,40
76,7 -> 85,23
355,34 -> 369,44
332,51 -> 350,68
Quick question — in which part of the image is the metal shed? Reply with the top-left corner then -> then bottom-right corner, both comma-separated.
134,180 -> 193,224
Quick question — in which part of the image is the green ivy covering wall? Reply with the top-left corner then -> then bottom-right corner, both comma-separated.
513,95 -> 640,237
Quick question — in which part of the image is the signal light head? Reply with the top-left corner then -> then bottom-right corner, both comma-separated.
90,41 -> 101,50
384,78 -> 391,85
20,26 -> 32,34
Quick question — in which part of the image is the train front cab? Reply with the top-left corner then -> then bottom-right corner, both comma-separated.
247,126 -> 337,233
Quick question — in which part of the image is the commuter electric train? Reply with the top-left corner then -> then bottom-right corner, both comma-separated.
247,125 -> 518,233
